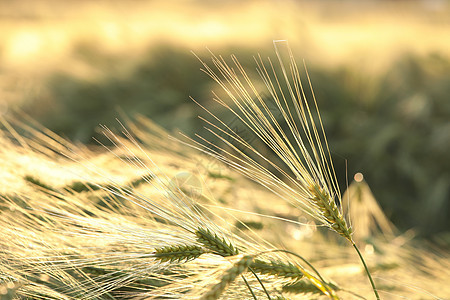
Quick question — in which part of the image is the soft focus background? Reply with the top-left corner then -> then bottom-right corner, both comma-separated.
1,0 -> 449,239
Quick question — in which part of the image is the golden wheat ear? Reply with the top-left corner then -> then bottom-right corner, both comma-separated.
185,41 -> 380,299
182,41 -> 350,239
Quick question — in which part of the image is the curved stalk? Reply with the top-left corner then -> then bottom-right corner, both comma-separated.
248,268 -> 271,300
352,243 -> 380,300
241,275 -> 258,300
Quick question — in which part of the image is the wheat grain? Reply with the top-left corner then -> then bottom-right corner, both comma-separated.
0,48 -> 379,299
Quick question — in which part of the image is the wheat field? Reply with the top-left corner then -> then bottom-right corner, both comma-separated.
1,1 -> 449,298
1,42 -> 449,299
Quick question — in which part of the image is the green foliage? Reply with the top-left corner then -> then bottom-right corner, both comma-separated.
23,46 -> 212,143
309,53 -> 450,235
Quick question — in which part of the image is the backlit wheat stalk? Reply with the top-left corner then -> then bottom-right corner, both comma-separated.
183,41 -> 379,299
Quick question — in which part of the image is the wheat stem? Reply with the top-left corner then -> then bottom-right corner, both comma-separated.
248,267 -> 271,300
241,275 -> 258,300
352,243 -> 380,300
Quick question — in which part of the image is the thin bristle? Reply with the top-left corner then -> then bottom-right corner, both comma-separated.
185,42 -> 353,240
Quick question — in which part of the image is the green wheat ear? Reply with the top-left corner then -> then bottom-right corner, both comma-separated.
309,183 -> 353,241
250,259 -> 304,281
153,244 -> 207,263
195,227 -> 239,257
194,228 -> 319,286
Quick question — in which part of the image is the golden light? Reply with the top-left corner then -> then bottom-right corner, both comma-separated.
6,31 -> 43,61
354,172 -> 364,183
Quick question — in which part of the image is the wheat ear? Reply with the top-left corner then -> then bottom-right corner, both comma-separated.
153,244 -> 207,263
186,42 -> 380,299
200,255 -> 254,300
250,259 -> 304,281
195,227 -> 239,257
309,183 -> 352,241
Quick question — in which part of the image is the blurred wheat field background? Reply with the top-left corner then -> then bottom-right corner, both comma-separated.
0,0 -> 449,299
